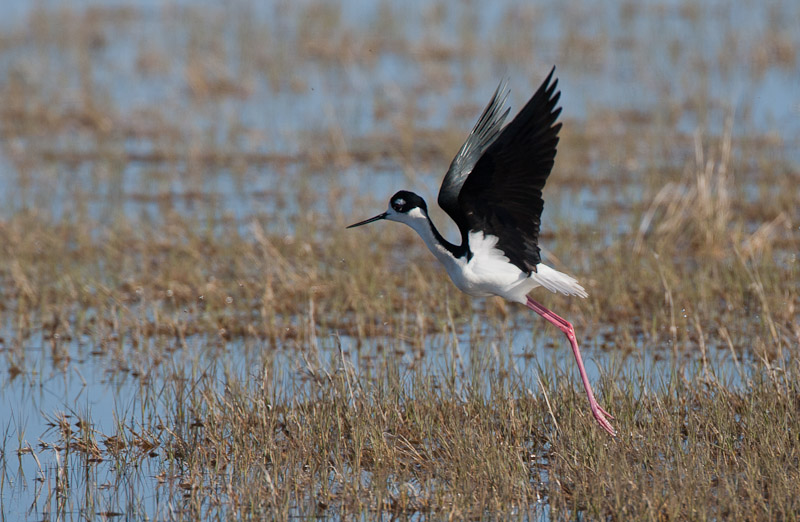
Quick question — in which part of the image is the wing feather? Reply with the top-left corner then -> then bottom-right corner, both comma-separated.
437,81 -> 510,231
458,67 -> 562,273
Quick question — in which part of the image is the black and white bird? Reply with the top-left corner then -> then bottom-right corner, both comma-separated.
348,68 -> 615,436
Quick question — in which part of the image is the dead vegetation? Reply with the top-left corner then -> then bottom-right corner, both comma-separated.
0,0 -> 798,520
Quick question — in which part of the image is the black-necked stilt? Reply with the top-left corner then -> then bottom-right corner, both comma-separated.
348,68 -> 615,436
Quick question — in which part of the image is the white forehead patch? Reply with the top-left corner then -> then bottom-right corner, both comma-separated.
407,207 -> 426,219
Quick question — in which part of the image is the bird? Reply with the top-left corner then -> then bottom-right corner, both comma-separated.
347,67 -> 615,436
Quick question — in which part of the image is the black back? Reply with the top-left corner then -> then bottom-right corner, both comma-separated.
441,67 -> 562,274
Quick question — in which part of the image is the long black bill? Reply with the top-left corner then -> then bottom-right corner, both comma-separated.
346,212 -> 388,229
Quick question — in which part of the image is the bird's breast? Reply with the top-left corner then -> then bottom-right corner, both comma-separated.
438,231 -> 532,300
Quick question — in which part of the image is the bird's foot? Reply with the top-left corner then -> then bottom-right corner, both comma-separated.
590,401 -> 616,437
596,403 -> 614,420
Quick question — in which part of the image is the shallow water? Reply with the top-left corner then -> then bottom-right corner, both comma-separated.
0,0 -> 798,225
0,0 -> 797,518
1,322 -> 755,519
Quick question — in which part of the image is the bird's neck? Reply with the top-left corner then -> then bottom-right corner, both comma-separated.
407,213 -> 470,264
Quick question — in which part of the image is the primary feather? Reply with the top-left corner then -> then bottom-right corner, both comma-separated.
444,67 -> 562,274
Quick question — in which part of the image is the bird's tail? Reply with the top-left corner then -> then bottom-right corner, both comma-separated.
531,264 -> 588,298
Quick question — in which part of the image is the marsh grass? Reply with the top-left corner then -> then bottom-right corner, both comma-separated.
19,337 -> 796,519
1,0 -> 799,520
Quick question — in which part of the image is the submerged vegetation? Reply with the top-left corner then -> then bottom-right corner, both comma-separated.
0,0 -> 798,520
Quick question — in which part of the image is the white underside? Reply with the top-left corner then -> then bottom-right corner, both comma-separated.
440,231 -> 588,304
390,207 -> 587,304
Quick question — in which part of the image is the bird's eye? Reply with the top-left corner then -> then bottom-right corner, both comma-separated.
392,198 -> 406,211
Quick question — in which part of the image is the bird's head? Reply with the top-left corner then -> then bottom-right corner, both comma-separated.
347,190 -> 428,229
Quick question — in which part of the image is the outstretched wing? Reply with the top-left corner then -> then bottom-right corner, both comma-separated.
458,67 -> 562,273
437,81 -> 510,231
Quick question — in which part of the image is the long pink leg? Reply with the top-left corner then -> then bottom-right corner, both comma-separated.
526,296 -> 616,436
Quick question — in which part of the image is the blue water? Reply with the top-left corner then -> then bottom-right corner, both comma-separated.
0,0 -> 797,226
0,320 -> 755,520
